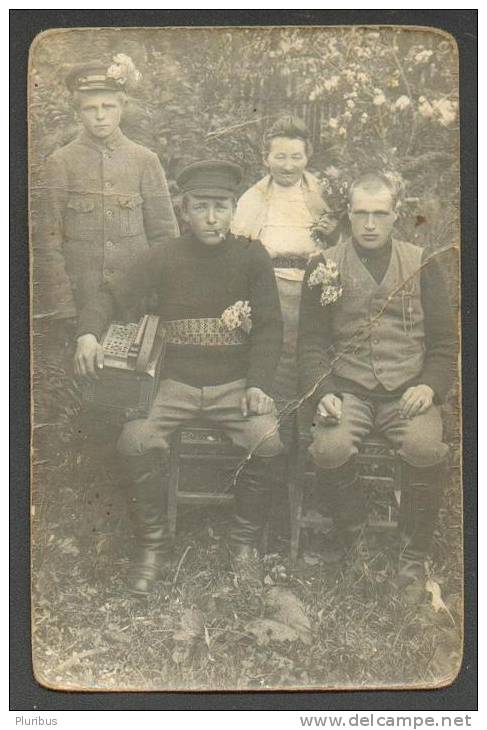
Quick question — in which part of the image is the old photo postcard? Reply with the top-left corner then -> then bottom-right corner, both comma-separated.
29,25 -> 462,692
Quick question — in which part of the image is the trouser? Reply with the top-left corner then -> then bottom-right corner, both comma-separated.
310,393 -> 448,470
117,378 -> 283,545
310,393 -> 448,552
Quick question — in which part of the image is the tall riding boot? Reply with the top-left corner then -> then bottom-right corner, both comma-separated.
124,451 -> 170,596
397,461 -> 444,589
230,455 -> 275,584
317,459 -> 367,558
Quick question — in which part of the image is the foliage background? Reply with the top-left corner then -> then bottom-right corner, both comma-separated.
31,26 -> 459,247
30,26 -> 462,692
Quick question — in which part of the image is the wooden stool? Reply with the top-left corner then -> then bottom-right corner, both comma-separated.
167,422 -> 246,541
288,430 -> 404,564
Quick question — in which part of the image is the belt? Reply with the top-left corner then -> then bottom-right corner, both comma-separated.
163,318 -> 247,346
272,256 -> 309,270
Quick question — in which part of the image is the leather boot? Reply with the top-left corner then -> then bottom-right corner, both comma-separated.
317,459 -> 368,560
124,451 -> 170,596
230,455 -> 275,585
397,462 -> 444,592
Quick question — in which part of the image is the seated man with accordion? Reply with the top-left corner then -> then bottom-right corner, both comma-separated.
75,160 -> 284,595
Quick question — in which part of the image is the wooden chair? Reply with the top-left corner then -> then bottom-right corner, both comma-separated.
167,422 -> 246,541
288,427 -> 404,564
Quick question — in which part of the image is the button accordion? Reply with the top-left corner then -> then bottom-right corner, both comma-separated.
82,314 -> 166,417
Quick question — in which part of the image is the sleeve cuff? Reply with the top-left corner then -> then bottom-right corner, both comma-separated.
420,374 -> 449,404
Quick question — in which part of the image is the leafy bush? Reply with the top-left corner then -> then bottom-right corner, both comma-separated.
30,26 -> 459,250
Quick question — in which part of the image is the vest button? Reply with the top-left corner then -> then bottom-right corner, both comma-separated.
373,338 -> 380,345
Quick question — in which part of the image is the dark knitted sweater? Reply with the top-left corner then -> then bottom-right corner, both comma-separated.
298,239 -> 457,404
78,233 -> 283,392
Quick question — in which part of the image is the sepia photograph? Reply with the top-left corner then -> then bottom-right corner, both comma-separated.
29,24 -> 462,692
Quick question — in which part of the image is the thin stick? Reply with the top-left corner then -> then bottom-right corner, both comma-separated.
172,545 -> 192,588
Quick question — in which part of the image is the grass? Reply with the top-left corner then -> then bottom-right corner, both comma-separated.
31,438 -> 463,691
31,333 -> 463,692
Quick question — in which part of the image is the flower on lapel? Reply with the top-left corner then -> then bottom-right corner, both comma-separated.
221,301 -> 252,334
308,260 -> 343,306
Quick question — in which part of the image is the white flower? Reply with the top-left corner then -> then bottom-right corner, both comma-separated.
360,112 -> 368,124
309,261 -> 336,283
106,53 -> 142,86
393,95 -> 411,111
346,99 -> 355,109
414,49 -> 433,65
308,262 -> 327,287
324,165 -> 340,179
373,92 -> 386,106
221,301 -> 252,334
321,285 -> 343,306
323,76 -> 339,91
338,126 -> 347,136
418,97 -> 434,119
432,98 -> 457,127
308,261 -> 342,306
329,117 -> 339,130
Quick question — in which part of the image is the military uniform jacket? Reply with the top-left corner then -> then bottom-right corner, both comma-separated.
37,128 -> 179,319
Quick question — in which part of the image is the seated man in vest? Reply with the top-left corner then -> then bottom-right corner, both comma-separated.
74,160 -> 284,595
298,172 -> 456,593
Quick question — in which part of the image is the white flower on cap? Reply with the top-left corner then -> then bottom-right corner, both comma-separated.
106,54 -> 142,86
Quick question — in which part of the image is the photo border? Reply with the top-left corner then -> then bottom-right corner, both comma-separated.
10,7 -> 477,711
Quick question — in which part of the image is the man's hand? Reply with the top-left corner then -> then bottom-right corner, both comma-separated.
399,384 -> 434,419
317,393 -> 342,423
241,387 -> 275,416
74,334 -> 104,380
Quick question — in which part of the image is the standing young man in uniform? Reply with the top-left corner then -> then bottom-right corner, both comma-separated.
298,172 -> 457,594
37,55 -> 179,321
75,160 -> 283,595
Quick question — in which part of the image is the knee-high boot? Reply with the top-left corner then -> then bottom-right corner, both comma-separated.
123,451 -> 170,596
317,458 -> 367,544
397,461 -> 444,586
230,455 -> 275,549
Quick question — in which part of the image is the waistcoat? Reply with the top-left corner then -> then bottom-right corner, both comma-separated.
324,239 -> 425,391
